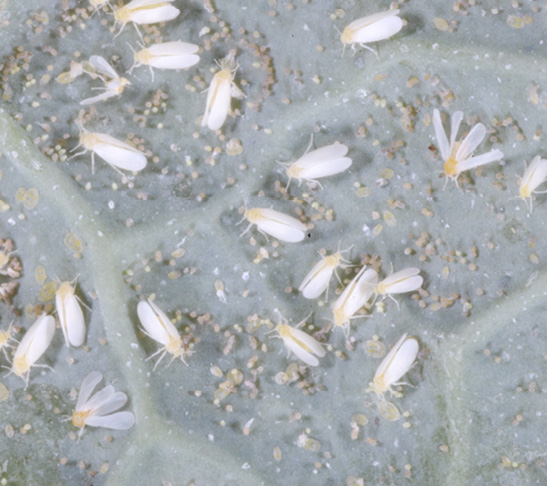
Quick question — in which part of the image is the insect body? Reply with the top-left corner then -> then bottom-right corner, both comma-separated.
129,41 -> 200,80
10,313 -> 55,388
114,0 -> 180,37
241,207 -> 307,243
517,155 -> 547,213
273,313 -> 325,367
298,245 -> 352,299
0,321 -> 16,360
136,299 -> 190,369
432,109 -> 504,187
55,280 -> 86,347
72,122 -> 147,175
340,9 -> 403,56
80,55 -> 130,105
71,371 -> 135,439
369,333 -> 419,397
283,141 -> 352,189
332,266 -> 377,336
202,52 -> 244,131
374,267 -> 422,308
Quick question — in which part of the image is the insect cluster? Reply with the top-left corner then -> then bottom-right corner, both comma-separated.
1,277 -> 135,439
2,0 -> 546,481
58,0 -> 244,176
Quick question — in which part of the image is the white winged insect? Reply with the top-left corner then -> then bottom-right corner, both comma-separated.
72,121 -> 147,175
282,138 -> 352,190
201,51 -> 245,131
128,41 -> 200,81
80,55 -> 130,105
298,244 -> 353,300
340,9 -> 403,56
55,279 -> 86,347
516,155 -> 547,213
0,321 -> 16,360
89,0 -> 112,15
71,371 -> 135,440
114,0 -> 180,38
332,266 -> 378,337
240,207 -> 307,243
433,109 -> 504,188
374,267 -> 422,309
272,311 -> 325,367
368,333 -> 419,397
9,313 -> 55,388
137,299 -> 190,369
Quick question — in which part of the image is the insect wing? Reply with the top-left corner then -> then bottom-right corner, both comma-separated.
15,314 -> 55,364
89,55 -> 119,79
80,90 -> 118,105
147,42 -> 200,69
137,299 -> 177,346
374,333 -> 419,386
203,72 -> 232,130
76,371 -> 103,410
299,259 -> 335,299
129,4 -> 179,24
92,134 -> 146,171
524,156 -> 547,191
85,411 -> 135,429
295,144 -> 348,167
256,208 -> 306,242
380,268 -> 422,294
283,337 -> 319,367
457,150 -> 504,172
57,289 -> 86,347
288,326 -> 326,358
455,123 -> 486,162
86,389 -> 127,416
